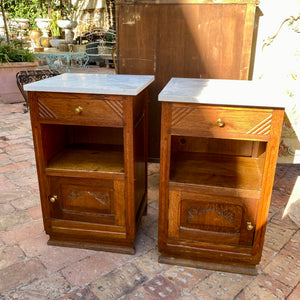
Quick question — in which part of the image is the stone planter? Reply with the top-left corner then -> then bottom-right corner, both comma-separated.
50,38 -> 65,49
0,62 -> 38,104
69,44 -> 86,52
9,18 -> 30,39
57,20 -> 77,43
98,45 -> 112,55
35,18 -> 51,37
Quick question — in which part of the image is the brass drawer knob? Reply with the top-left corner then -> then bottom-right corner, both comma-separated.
247,222 -> 254,231
216,118 -> 225,127
75,106 -> 83,114
50,195 -> 58,203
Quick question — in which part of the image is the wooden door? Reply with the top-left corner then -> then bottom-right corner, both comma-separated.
47,176 -> 125,226
168,189 -> 259,246
117,0 -> 259,159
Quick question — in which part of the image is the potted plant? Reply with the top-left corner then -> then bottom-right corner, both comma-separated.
50,11 -> 60,39
54,1 -> 78,43
0,39 -> 38,103
49,11 -> 65,48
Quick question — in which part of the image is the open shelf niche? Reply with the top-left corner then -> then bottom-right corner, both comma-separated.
41,124 -> 125,174
170,136 -> 267,194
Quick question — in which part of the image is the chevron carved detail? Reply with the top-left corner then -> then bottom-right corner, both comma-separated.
246,114 -> 272,135
37,99 -> 57,119
104,100 -> 123,120
172,107 -> 194,126
188,207 -> 235,225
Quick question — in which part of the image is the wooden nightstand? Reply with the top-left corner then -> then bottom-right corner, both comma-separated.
158,78 -> 285,274
25,73 -> 154,254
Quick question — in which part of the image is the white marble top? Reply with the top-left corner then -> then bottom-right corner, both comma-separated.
158,78 -> 286,108
24,73 -> 155,96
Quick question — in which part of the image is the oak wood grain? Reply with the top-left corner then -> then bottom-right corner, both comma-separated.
28,88 -> 149,253
170,152 -> 263,191
117,1 -> 259,158
158,97 -> 284,273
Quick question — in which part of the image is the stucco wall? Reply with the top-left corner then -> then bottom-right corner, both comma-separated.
72,0 -> 114,33
254,0 -> 300,163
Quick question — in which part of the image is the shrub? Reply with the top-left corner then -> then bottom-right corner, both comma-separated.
0,39 -> 36,63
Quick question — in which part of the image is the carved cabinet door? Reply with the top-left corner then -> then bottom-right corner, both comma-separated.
47,176 -> 125,227
168,189 -> 259,246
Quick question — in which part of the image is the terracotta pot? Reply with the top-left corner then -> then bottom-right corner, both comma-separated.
0,61 -> 38,104
40,37 -> 50,48
29,30 -> 42,40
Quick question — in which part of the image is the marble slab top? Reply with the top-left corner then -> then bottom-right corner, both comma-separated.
158,78 -> 286,108
24,73 -> 155,96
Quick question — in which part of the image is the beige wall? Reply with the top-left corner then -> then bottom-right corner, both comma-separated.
72,0 -> 111,33
253,0 -> 300,80
254,0 -> 300,163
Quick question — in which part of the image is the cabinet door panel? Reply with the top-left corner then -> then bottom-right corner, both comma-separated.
48,176 -> 125,226
168,189 -> 258,246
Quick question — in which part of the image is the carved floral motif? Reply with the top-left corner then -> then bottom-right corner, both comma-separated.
68,190 -> 109,207
188,206 -> 235,225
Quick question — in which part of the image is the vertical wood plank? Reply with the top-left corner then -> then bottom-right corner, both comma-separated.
239,3 -> 257,79
123,95 -> 136,240
28,91 -> 52,233
168,190 -> 181,238
158,102 -> 173,249
114,180 -> 126,226
252,109 -> 285,258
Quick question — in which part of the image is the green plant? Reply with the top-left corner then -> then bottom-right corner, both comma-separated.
0,39 -> 36,63
3,0 -> 48,29
104,31 -> 116,45
50,11 -> 61,36
51,1 -> 78,20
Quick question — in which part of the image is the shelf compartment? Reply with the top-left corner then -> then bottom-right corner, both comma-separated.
170,152 -> 263,191
46,144 -> 124,174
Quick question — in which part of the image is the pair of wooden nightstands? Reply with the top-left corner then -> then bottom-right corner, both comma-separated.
25,75 -> 284,274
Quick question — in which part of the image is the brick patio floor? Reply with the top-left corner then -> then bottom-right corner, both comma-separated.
0,66 -> 299,299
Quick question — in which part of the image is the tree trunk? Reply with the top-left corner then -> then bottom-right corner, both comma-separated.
0,0 -> 10,43
106,0 -> 116,30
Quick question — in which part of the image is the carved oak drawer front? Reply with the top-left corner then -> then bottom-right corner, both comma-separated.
171,105 -> 273,139
36,94 -> 124,127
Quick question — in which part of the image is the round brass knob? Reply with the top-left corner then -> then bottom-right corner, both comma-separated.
247,222 -> 254,231
50,195 -> 58,203
75,106 -> 83,114
216,118 -> 225,127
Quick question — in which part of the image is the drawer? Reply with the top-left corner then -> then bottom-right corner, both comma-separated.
170,104 -> 273,139
36,93 -> 124,126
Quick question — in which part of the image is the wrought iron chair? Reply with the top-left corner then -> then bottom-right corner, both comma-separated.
16,69 -> 61,112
